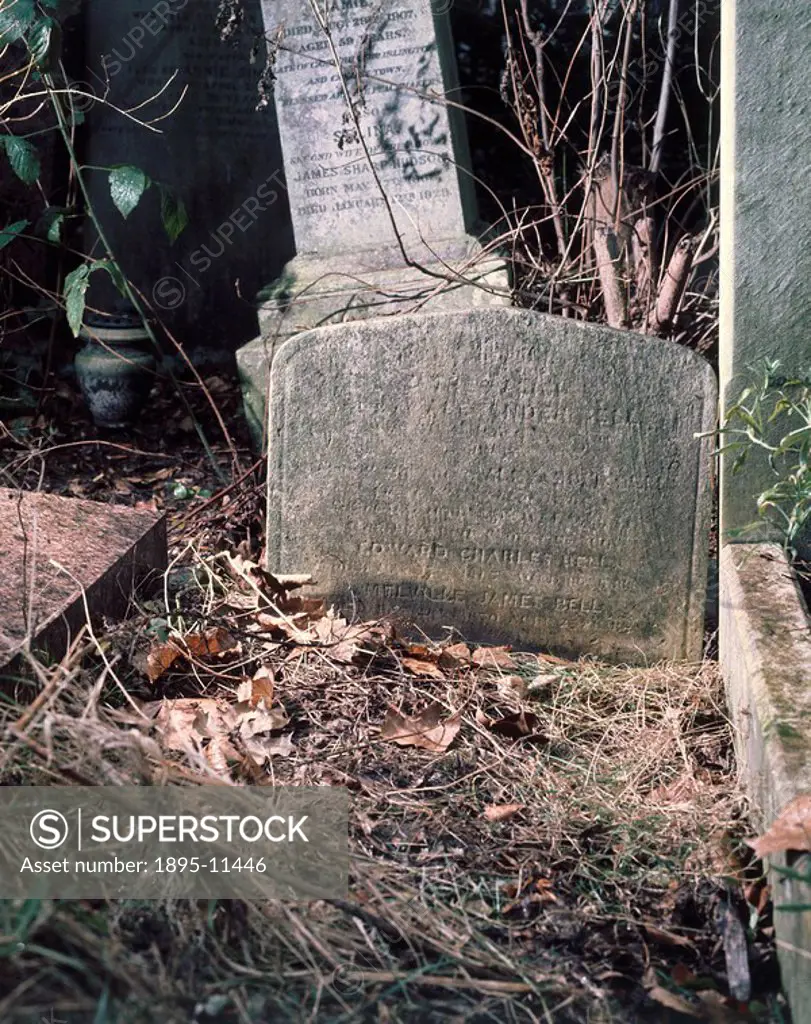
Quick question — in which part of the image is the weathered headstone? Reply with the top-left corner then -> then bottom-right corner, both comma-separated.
237,0 -> 508,446
81,0 -> 292,359
720,0 -> 811,557
0,490 -> 166,682
266,309 -> 716,663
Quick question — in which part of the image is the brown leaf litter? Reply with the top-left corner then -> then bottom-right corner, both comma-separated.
381,702 -> 462,753
0,558 -> 788,1023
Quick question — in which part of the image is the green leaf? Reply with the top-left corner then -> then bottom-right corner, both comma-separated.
731,449 -> 748,473
63,263 -> 91,337
0,0 -> 35,45
37,206 -> 69,243
2,135 -> 41,184
109,164 -> 149,218
0,219 -> 28,250
27,14 -> 60,68
776,426 -> 811,453
46,210 -> 65,243
158,183 -> 188,243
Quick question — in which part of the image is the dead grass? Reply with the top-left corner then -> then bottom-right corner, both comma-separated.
0,545 -> 787,1023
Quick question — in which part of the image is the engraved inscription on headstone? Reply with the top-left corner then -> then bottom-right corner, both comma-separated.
82,0 -> 292,351
262,0 -> 476,257
239,0 -> 508,448
267,309 -> 716,663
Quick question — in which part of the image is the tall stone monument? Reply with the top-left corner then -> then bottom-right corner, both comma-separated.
719,0 -> 811,557
237,0 -> 508,446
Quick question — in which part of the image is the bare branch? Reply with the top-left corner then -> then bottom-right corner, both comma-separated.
650,0 -> 680,173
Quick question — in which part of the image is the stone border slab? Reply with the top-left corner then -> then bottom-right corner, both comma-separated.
720,542 -> 811,1021
0,489 -> 167,686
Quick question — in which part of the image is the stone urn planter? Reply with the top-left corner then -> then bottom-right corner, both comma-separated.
75,312 -> 155,428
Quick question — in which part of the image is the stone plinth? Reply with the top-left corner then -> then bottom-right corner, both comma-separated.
239,246 -> 506,447
266,308 -> 716,664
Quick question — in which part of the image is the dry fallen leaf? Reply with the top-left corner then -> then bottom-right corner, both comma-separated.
381,703 -> 461,753
184,626 -> 237,658
237,665 -> 275,708
315,614 -> 381,664
243,732 -> 295,765
144,627 -> 238,683
472,645 -> 516,671
401,655 -> 446,680
496,674 -> 528,698
483,803 -> 524,823
485,710 -> 544,741
147,697 -> 233,752
748,793 -> 811,857
255,611 -> 314,643
646,986 -> 702,1018
146,642 -> 182,682
438,642 -> 472,671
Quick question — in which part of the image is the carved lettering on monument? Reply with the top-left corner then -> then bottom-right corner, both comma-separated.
263,0 -> 468,251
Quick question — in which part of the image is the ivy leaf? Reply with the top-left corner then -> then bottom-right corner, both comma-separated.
27,15 -> 61,69
2,135 -> 41,184
0,220 -> 29,250
94,258 -> 128,297
40,207 -> 67,243
158,184 -> 188,243
64,263 -> 91,337
109,164 -> 150,219
0,0 -> 36,46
